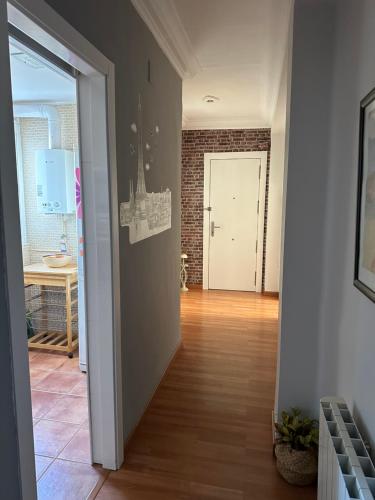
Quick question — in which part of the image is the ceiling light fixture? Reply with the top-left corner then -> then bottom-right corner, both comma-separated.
203,95 -> 219,104
11,51 -> 45,70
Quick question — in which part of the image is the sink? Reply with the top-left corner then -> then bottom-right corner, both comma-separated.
42,254 -> 72,268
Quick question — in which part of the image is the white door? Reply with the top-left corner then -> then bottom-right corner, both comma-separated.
208,158 -> 261,291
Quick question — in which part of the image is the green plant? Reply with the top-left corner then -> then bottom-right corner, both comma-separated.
275,408 -> 319,451
26,309 -> 34,339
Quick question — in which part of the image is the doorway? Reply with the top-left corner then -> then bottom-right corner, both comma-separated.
8,27 -> 94,488
203,151 -> 267,292
1,0 -> 123,497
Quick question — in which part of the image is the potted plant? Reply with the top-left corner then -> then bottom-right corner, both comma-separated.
26,309 -> 34,339
274,407 -> 319,486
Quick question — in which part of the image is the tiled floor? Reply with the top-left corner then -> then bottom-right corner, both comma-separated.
29,350 -> 105,499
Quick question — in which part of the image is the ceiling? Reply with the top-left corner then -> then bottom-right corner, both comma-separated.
9,40 -> 76,103
131,0 -> 292,129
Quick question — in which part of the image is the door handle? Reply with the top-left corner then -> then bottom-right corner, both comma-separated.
211,221 -> 221,237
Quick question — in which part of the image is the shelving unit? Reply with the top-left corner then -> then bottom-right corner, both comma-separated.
24,263 -> 78,357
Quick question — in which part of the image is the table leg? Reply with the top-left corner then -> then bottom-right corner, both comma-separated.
66,277 -> 73,358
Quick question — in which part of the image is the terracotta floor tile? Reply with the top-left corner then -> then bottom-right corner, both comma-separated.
69,377 -> 88,397
30,368 -> 51,388
37,459 -> 104,500
35,455 -> 53,481
54,355 -> 82,374
43,395 -> 88,424
30,353 -> 66,371
80,417 -> 90,430
33,419 -> 79,457
31,390 -> 63,419
59,428 -> 91,463
34,372 -> 83,394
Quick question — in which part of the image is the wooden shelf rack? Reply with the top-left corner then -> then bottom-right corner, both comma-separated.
24,263 -> 79,358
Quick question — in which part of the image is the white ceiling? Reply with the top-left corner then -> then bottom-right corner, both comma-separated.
9,40 -> 76,103
132,0 -> 292,129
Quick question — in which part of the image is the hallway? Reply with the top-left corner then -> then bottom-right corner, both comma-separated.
95,290 -> 316,499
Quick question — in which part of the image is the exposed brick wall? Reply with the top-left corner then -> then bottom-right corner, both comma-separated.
181,128 -> 271,287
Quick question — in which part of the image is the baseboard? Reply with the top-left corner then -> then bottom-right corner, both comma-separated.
272,409 -> 278,457
272,409 -> 278,444
185,283 -> 203,289
123,340 -> 183,456
262,291 -> 279,298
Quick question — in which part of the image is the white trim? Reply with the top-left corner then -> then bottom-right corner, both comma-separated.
0,3 -> 36,497
183,116 -> 270,130
266,0 -> 294,125
13,118 -> 27,245
181,112 -> 188,129
203,151 -> 268,293
274,0 -> 294,421
131,0 -> 200,79
7,0 -> 124,477
7,1 -> 110,74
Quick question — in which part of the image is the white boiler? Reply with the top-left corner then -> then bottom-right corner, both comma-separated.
35,149 -> 75,214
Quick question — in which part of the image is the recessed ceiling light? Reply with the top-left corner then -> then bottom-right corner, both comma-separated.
203,95 -> 219,103
11,51 -> 45,69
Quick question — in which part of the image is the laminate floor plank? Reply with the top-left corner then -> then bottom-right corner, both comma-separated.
96,290 -> 316,499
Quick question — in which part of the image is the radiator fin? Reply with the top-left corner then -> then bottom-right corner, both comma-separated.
318,397 -> 375,500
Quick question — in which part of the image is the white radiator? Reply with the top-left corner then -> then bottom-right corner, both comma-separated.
318,397 -> 375,500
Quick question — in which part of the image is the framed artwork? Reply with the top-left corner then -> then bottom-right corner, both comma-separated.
355,88 -> 375,302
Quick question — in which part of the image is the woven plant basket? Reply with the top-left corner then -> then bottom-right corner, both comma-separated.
275,443 -> 318,486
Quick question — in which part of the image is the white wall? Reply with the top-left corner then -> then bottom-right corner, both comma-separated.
277,0 -> 375,458
19,104 -> 78,264
265,55 -> 289,292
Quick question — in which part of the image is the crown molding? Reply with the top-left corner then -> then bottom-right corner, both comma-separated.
131,0 -> 200,79
182,116 -> 270,130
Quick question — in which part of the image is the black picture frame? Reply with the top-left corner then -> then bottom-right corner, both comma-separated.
354,87 -> 375,302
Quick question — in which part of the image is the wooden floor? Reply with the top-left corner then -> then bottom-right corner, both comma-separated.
95,290 -> 317,499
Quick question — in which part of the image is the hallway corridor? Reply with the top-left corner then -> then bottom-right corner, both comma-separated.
95,290 -> 316,499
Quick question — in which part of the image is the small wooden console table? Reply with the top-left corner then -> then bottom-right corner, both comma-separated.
24,263 -> 78,358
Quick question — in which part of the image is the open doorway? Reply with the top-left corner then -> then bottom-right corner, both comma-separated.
1,1 -> 123,497
8,27 -> 92,487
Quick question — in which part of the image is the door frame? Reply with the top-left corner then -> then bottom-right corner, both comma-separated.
2,0 -> 123,495
203,151 -> 268,292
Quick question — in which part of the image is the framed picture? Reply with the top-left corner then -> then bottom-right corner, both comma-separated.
355,88 -> 375,302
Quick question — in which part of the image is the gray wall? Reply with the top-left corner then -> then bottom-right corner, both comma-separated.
277,0 -> 336,414
278,0 -> 375,458
45,0 -> 182,439
318,0 -> 375,457
0,189 -> 22,499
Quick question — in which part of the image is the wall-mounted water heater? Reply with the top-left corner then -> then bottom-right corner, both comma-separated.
36,149 -> 75,214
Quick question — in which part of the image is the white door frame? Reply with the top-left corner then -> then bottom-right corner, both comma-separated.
203,151 -> 268,293
2,0 -> 123,495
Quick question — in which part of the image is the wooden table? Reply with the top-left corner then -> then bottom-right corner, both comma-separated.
24,263 -> 78,357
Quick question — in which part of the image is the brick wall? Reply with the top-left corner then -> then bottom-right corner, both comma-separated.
181,128 -> 271,287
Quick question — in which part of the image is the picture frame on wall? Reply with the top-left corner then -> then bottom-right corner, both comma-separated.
354,87 -> 375,302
